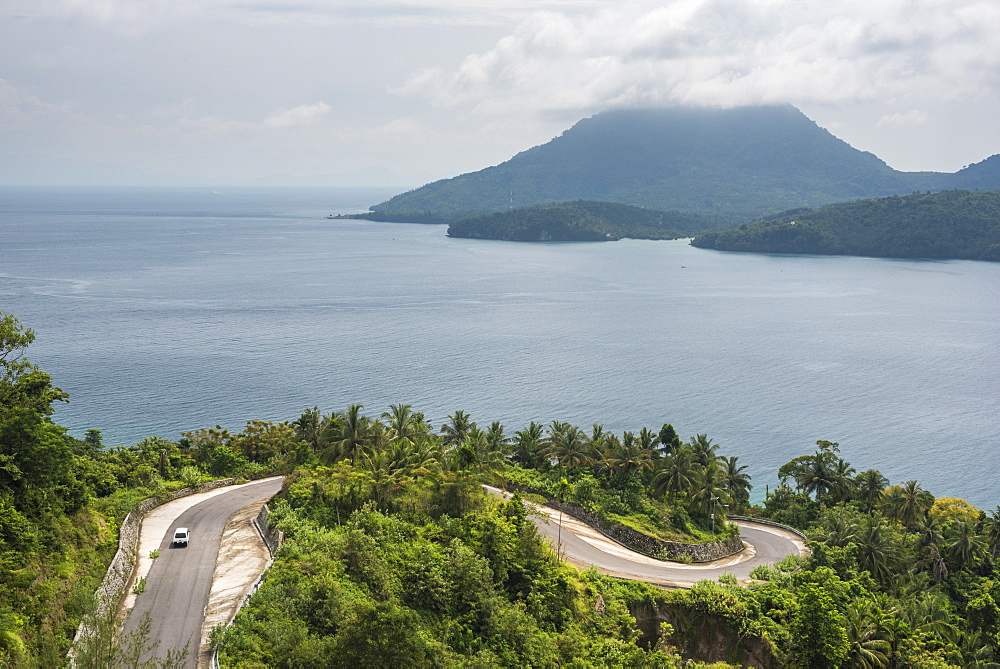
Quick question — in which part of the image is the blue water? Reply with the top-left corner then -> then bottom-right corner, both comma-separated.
2,187 -> 998,509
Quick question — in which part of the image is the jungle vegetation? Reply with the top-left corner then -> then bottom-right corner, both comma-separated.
3,310 -> 1000,667
446,201 -> 714,242
691,189 -> 1000,261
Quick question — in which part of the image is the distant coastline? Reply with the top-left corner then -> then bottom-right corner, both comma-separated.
692,190 -> 1000,262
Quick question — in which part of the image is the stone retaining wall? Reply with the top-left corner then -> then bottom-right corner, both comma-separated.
507,483 -> 743,563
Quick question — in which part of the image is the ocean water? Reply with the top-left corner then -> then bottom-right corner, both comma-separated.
1,187 -> 998,509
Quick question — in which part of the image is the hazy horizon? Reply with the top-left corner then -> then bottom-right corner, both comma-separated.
3,1 -> 999,188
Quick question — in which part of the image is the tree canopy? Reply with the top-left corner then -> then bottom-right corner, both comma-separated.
446,200 -> 713,242
692,189 -> 1000,261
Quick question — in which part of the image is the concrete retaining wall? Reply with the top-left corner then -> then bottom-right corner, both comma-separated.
72,478 -> 237,656
253,503 -> 283,558
506,483 -> 743,563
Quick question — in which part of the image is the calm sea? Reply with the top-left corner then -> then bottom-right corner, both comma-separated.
1,187 -> 998,508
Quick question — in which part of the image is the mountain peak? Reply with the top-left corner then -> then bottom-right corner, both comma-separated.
371,105 -> 996,223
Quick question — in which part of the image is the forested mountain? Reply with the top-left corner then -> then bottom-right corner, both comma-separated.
690,190 -> 1000,261
447,200 -> 713,241
364,106 -> 1000,224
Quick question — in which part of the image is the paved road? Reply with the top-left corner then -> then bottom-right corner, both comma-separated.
486,486 -> 807,587
123,478 -> 800,665
123,478 -> 283,667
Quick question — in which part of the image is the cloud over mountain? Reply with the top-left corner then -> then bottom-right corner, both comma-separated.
402,0 -> 1000,118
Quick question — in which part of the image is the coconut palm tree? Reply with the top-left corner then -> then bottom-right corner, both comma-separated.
651,445 -> 698,502
881,480 -> 933,530
381,403 -> 430,448
915,542 -> 949,584
583,424 -> 613,469
720,455 -> 752,511
324,403 -> 372,463
854,469 -> 889,514
958,631 -> 1000,668
293,406 -> 326,452
913,515 -> 948,583
637,427 -> 659,457
829,457 -> 856,503
899,591 -> 960,649
843,599 -> 891,669
871,598 -> 913,668
915,515 -> 945,553
449,441 -> 480,473
440,409 -> 476,447
818,505 -> 861,547
981,506 -> 1000,559
855,516 -> 901,585
543,421 -> 589,473
689,458 -> 731,529
360,442 -> 421,508
465,426 -> 506,476
615,431 -> 654,480
688,434 -> 719,468
484,421 -> 509,458
801,452 -> 838,503
589,443 -> 622,483
587,424 -> 609,450
945,520 -> 988,572
511,422 -> 546,468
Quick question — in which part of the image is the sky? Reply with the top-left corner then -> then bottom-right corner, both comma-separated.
2,0 -> 999,188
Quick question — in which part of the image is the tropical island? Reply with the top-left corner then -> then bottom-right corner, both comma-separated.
691,190 -> 1000,261
3,310 -> 1000,667
337,105 -> 1000,261
446,200 -> 714,242
358,106 -> 1000,225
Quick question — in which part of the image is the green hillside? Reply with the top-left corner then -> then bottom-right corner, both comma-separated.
690,190 -> 1000,261
5,309 -> 1000,667
364,106 -> 1000,224
447,200 -> 713,241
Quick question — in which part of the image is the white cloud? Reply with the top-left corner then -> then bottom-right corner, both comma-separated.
152,101 -> 331,134
400,0 -> 1000,119
878,109 -> 928,126
262,102 -> 332,128
151,97 -> 199,119
0,78 -> 68,128
4,0 -> 595,34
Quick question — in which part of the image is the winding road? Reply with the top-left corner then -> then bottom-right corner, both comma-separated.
485,485 -> 808,588
122,477 -> 283,668
122,478 -> 804,667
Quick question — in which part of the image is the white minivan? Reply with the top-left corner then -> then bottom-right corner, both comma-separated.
172,527 -> 190,547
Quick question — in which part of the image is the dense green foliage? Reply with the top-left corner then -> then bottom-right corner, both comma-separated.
215,407 -> 752,667
691,189 -> 1000,261
218,482 -> 690,667
5,309 -> 1000,667
619,439 -> 1000,668
751,440 -> 1000,667
0,312 -> 308,665
501,425 -> 747,542
364,106 -> 1000,224
446,200 -> 713,242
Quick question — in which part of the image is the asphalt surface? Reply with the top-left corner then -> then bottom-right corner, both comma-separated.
485,485 -> 808,587
122,478 -> 283,668
120,479 -> 803,666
